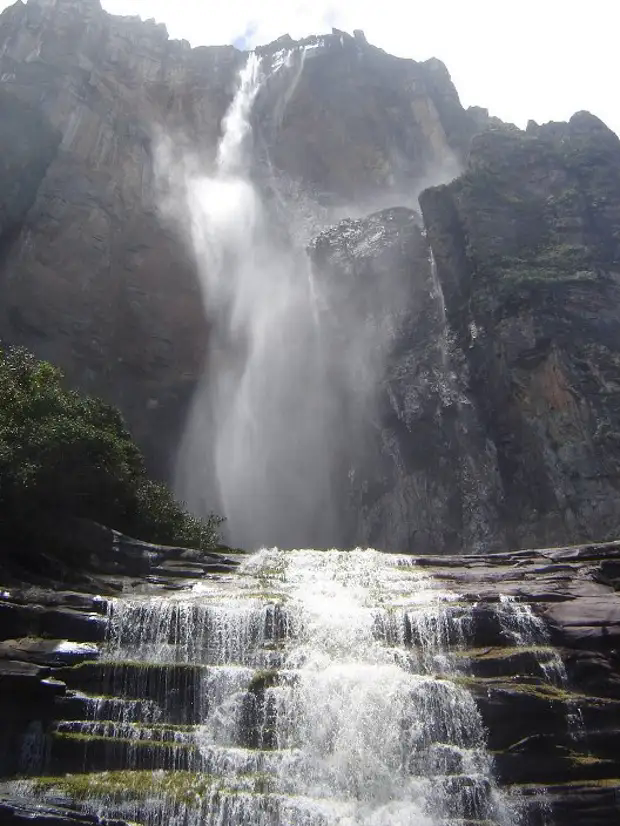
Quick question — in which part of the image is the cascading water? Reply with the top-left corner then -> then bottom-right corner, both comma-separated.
10,547 -> 595,826
27,549 -> 522,826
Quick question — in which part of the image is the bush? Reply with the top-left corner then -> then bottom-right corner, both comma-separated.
0,346 -> 223,549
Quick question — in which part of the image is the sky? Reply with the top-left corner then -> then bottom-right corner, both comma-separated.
2,0 -> 619,135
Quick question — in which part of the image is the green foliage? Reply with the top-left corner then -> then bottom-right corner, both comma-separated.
0,346 -> 223,549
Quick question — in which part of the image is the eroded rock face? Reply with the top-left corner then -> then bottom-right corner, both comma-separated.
253,33 -> 472,206
0,0 -> 241,476
308,207 -> 505,553
307,114 -> 620,553
0,0 -> 477,481
415,542 -> 620,826
420,113 -> 620,550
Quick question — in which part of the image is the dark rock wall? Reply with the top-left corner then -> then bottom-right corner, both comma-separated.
309,207 -> 505,553
0,0 -> 474,484
421,115 -> 620,549
253,34 -> 474,205
1,1 -> 619,552
0,0 -> 241,477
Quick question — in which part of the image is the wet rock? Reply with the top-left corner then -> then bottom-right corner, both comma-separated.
1,518 -> 243,593
0,640 -> 100,668
308,206 -> 503,552
0,600 -> 107,644
0,600 -> 105,642
0,537 -> 619,824
0,659 -> 52,693
48,732 -> 200,775
517,783 -> 620,826
0,795 -> 130,826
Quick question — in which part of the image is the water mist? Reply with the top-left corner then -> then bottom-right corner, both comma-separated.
155,54 -> 336,549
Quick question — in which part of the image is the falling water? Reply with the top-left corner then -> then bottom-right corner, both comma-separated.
29,549 -> 518,826
155,54 -> 335,549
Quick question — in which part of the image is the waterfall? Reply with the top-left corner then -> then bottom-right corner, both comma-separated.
155,54 -> 336,550
9,547 -> 596,825
18,549 -> 527,826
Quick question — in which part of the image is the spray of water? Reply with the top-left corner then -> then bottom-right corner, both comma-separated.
155,54 -> 340,549
154,50 -> 459,551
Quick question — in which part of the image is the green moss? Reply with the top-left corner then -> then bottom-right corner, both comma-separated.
62,659 -> 208,673
451,645 -> 555,660
495,264 -> 598,287
31,770 -> 275,807
508,778 -> 620,791
57,722 -> 196,734
248,669 -> 280,693
567,751 -> 612,768
32,771 -> 214,806
238,592 -> 288,602
52,731 -> 197,751
453,675 -> 620,706
60,660 -> 101,670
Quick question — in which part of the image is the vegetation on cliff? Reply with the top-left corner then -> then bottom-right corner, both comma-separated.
0,346 -> 222,550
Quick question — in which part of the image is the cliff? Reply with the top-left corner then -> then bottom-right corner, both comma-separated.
0,0 -> 476,482
0,0 -> 619,552
309,113 -> 620,553
421,114 -> 620,549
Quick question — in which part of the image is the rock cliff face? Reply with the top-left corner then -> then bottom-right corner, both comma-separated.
1,0 -> 619,552
421,114 -> 620,550
310,114 -> 620,553
309,207 -> 505,553
0,0 -> 232,476
314,113 -> 620,551
0,0 -> 476,482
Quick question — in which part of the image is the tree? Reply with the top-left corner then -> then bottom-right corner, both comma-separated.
0,346 -> 222,550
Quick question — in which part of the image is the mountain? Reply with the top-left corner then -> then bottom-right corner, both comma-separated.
1,0 -> 620,552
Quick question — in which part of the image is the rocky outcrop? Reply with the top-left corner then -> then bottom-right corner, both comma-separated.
0,0 -> 477,480
0,540 -> 619,825
0,796 -> 130,826
421,113 -> 620,550
306,115 -> 620,552
416,541 -> 620,825
308,206 -> 505,552
0,516 -> 241,593
0,527 -> 242,778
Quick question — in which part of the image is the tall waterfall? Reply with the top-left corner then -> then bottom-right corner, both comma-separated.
155,54 -> 336,550
21,549 -> 524,826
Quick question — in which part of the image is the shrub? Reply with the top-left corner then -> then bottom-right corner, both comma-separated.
0,346 -> 223,549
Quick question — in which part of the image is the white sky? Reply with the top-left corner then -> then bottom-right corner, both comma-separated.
3,0 -> 619,135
